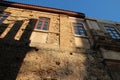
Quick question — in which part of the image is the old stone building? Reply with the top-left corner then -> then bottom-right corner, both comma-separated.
0,1 -> 120,80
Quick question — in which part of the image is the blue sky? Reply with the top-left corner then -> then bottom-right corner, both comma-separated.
5,0 -> 120,22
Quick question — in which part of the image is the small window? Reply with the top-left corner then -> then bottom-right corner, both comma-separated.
105,26 -> 120,39
0,15 -> 2,19
0,12 -> 3,19
35,17 -> 50,30
73,23 -> 86,36
0,12 -> 9,24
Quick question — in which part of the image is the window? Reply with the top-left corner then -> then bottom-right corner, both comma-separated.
73,23 -> 86,36
105,26 -> 120,39
0,12 -> 3,19
0,14 -> 2,19
35,17 -> 50,30
0,12 -> 9,24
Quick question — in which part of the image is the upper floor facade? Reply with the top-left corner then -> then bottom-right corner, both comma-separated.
0,1 -> 120,80
0,1 -> 120,60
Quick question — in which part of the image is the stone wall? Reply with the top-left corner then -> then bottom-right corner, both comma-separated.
0,5 -> 118,80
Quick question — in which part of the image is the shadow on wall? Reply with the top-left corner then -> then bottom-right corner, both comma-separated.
0,10 -> 89,80
0,5 -> 112,80
0,15 -> 37,80
73,19 -> 112,80
0,3 -> 88,80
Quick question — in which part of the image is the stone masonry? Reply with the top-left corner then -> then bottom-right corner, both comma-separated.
0,2 -> 120,80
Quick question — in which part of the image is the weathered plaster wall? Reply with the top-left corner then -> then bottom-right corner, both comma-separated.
2,6 -> 60,49
0,6 -> 84,80
59,15 -> 75,51
16,50 -> 87,80
106,61 -> 120,80
86,20 -> 100,30
0,6 -> 113,80
101,48 -> 120,60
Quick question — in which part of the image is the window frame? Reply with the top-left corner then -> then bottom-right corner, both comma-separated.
73,22 -> 87,37
0,12 -> 10,25
104,26 -> 120,39
34,17 -> 50,31
0,14 -> 2,19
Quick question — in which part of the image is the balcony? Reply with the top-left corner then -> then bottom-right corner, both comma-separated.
90,29 -> 120,51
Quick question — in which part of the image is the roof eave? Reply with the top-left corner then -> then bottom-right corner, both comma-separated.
0,1 -> 85,18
